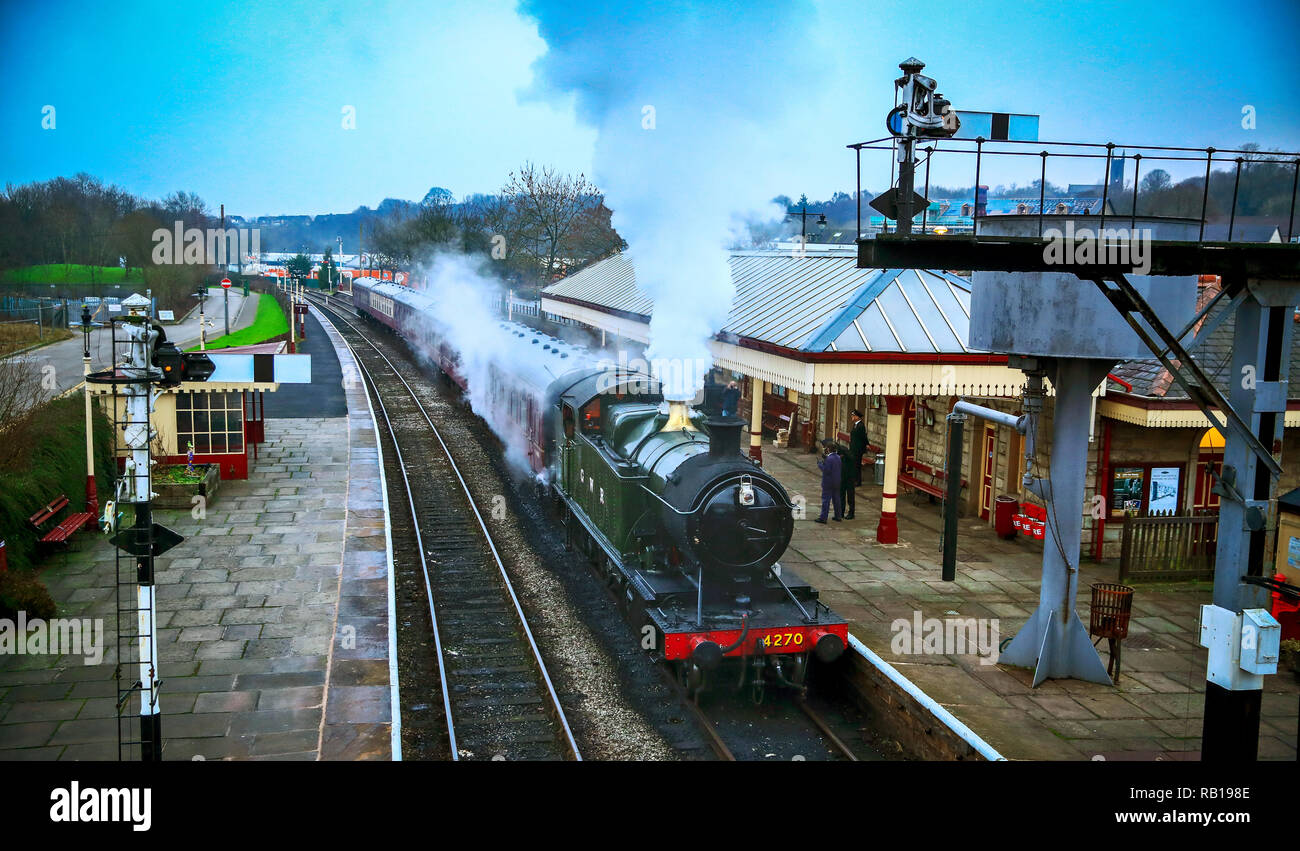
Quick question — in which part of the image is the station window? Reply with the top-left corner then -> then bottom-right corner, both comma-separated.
176,392 -> 244,454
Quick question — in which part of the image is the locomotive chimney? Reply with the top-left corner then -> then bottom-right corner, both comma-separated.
705,415 -> 745,458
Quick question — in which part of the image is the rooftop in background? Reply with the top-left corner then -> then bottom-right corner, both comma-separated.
1108,286 -> 1300,402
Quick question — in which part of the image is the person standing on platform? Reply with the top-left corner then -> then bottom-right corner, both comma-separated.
844,409 -> 868,519
815,439 -> 843,524
720,380 -> 740,417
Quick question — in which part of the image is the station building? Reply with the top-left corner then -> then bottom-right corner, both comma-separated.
90,342 -> 311,480
540,248 -> 1300,567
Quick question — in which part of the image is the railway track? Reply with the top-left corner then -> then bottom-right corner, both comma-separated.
311,293 -> 581,761
310,288 -> 874,762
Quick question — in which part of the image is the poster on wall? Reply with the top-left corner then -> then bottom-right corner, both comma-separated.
1288,536 -> 1300,570
1148,467 -> 1181,513
1111,467 -> 1144,513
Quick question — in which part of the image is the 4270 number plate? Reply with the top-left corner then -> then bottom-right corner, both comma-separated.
759,631 -> 806,649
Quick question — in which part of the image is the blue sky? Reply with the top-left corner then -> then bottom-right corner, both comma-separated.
2,0 -> 1296,216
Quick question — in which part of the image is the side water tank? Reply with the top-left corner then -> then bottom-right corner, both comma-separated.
969,216 -> 1200,360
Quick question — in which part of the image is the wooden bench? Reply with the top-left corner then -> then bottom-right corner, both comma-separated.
898,472 -> 946,500
898,460 -> 966,502
29,495 -> 94,547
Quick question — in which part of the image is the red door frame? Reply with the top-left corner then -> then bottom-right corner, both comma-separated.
979,426 -> 995,520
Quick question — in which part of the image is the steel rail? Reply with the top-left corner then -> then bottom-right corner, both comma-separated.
656,663 -> 737,762
796,699 -> 859,762
312,294 -> 582,761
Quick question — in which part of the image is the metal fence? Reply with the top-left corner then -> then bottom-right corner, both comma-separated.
0,296 -> 71,330
491,294 -> 576,326
849,135 -> 1300,242
1118,510 -> 1218,582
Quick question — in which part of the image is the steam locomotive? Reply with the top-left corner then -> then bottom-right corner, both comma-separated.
351,279 -> 847,699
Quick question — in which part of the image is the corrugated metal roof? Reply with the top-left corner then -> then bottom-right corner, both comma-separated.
542,250 -> 975,355
542,252 -> 650,316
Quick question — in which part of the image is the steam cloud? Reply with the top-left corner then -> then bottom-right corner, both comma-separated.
405,253 -> 591,473
519,0 -> 821,399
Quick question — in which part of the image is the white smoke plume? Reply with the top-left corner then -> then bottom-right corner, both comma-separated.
402,253 -> 591,473
519,0 -> 822,399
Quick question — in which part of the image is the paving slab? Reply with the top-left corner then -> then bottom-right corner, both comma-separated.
761,444 -> 1299,761
0,309 -> 395,760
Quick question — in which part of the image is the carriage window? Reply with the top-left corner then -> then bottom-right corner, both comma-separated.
562,405 -> 575,440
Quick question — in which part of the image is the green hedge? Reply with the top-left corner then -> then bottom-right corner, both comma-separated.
0,396 -> 116,582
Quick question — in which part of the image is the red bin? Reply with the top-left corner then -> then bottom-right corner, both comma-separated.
995,495 -> 1019,539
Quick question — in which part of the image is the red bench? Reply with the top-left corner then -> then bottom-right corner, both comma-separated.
29,495 -> 94,547
899,460 -> 966,501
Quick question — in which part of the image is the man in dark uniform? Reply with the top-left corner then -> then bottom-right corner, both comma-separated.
720,380 -> 740,417
843,409 -> 868,519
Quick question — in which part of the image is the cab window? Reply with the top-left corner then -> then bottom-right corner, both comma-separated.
580,397 -> 601,433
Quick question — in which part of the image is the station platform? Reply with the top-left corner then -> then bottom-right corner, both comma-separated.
0,310 -> 395,760
764,444 -> 1299,760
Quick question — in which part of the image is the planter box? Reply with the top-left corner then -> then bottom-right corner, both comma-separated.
153,463 -> 221,509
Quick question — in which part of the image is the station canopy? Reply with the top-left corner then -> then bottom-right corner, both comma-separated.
541,248 -> 1040,397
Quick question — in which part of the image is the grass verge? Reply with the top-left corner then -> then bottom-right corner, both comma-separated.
0,325 -> 75,356
0,396 -> 116,617
1,264 -> 145,285
189,292 -> 288,350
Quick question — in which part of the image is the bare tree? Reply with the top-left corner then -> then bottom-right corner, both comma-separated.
0,356 -> 49,470
501,163 -> 601,285
562,199 -> 624,273
1140,169 -> 1173,194
408,189 -> 459,249
162,191 -> 210,226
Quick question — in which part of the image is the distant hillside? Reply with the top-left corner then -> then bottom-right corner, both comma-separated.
246,197 -> 421,253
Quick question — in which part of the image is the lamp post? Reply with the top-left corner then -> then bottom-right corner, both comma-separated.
788,203 -> 828,244
80,303 -> 98,516
194,287 -> 209,351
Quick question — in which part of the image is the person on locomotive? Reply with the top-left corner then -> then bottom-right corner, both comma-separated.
720,381 -> 740,417
815,439 -> 843,524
